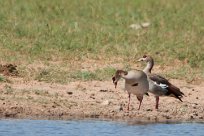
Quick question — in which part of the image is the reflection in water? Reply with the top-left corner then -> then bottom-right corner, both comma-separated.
0,119 -> 203,136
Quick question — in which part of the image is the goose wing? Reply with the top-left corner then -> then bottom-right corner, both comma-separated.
149,73 -> 184,101
148,74 -> 169,85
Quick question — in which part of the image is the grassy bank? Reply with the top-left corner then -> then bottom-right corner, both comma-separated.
0,0 -> 204,82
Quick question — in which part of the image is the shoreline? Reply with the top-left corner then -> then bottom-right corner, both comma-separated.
1,115 -> 204,125
0,79 -> 204,123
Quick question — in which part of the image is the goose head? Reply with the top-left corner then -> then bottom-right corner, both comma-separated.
112,70 -> 128,88
137,55 -> 154,73
137,55 -> 153,62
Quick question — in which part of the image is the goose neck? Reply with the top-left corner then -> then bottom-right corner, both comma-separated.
143,60 -> 154,74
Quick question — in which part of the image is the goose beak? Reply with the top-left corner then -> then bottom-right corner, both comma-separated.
137,58 -> 143,62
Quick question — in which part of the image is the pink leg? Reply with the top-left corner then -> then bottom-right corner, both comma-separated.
127,93 -> 131,111
137,96 -> 143,110
155,96 -> 159,109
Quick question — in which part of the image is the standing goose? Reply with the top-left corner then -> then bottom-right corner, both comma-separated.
112,69 -> 149,110
137,55 -> 184,109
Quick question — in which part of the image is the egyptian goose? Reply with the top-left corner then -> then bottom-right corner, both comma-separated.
112,69 -> 149,110
137,55 -> 184,109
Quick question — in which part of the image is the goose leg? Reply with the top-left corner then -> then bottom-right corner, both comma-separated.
137,96 -> 143,110
155,96 -> 159,109
127,93 -> 131,111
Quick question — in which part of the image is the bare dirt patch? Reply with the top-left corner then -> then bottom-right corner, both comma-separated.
0,64 -> 18,76
0,76 -> 203,122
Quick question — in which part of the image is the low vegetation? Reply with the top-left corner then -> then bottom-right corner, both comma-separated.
0,0 -> 203,81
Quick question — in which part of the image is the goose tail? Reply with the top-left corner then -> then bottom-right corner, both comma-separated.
167,84 -> 184,102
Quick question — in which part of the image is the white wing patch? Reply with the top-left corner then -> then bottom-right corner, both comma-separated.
154,82 -> 168,89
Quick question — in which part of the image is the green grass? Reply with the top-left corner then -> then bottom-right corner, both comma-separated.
0,0 -> 204,81
34,67 -> 116,83
164,66 -> 198,82
3,85 -> 14,94
70,67 -> 116,81
0,75 -> 6,82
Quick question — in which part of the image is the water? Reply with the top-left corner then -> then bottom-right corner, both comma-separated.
0,119 -> 203,136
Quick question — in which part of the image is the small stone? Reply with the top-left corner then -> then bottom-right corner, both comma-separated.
141,22 -> 151,28
199,116 -> 203,119
110,110 -> 115,113
192,89 -> 195,91
124,112 -> 129,116
100,89 -> 108,92
101,100 -> 110,106
192,103 -> 197,108
183,104 -> 188,107
114,104 -> 123,111
90,96 -> 95,99
90,114 -> 100,118
193,106 -> 197,109
90,94 -> 95,99
194,113 -> 198,116
196,97 -> 199,99
162,114 -> 171,119
67,92 -> 73,95
129,24 -> 141,30
146,109 -> 152,111
166,116 -> 171,119
90,93 -> 95,96
119,106 -> 123,111
52,105 -> 56,108
165,109 -> 169,112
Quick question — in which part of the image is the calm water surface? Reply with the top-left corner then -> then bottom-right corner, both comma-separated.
0,119 -> 203,136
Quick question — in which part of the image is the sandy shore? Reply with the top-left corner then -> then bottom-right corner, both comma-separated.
0,77 -> 204,123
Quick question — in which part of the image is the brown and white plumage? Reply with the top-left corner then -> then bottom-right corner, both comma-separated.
138,55 -> 184,109
112,69 -> 149,110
